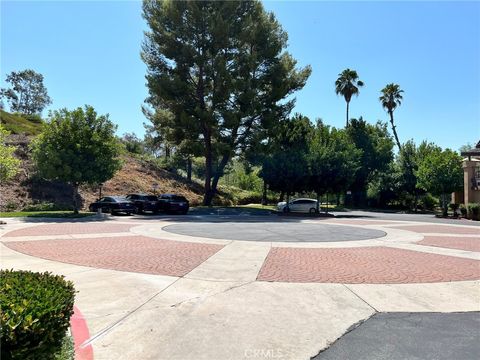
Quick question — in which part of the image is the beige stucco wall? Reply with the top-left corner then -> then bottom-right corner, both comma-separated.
463,160 -> 480,204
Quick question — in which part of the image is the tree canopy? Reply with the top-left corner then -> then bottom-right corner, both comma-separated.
260,114 -> 313,204
417,148 -> 463,216
308,121 -> 360,210
0,70 -> 52,115
141,0 -> 311,205
346,117 -> 394,206
32,106 -> 122,213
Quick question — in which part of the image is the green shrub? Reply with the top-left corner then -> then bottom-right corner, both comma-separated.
459,204 -> 467,217
0,270 -> 76,360
449,203 -> 459,216
24,114 -> 43,124
419,193 -> 437,211
22,202 -> 67,212
4,201 -> 18,212
467,203 -> 480,220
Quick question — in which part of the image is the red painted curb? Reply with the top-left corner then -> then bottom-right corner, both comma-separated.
70,306 -> 94,360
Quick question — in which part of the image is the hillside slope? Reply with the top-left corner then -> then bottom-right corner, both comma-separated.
0,130 -> 211,211
0,110 -> 43,135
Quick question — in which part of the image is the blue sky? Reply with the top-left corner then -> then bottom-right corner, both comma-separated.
1,1 -> 479,151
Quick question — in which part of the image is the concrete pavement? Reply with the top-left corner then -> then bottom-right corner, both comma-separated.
1,214 -> 479,359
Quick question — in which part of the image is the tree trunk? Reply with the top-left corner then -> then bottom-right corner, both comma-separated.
413,190 -> 418,213
346,100 -> 350,127
336,193 -> 341,206
441,194 -> 448,217
279,191 -> 285,203
389,111 -> 402,151
72,182 -> 79,214
210,154 -> 230,202
286,193 -> 290,211
325,193 -> 329,214
203,137 -> 213,206
186,158 -> 192,182
316,192 -> 320,213
262,180 -> 267,205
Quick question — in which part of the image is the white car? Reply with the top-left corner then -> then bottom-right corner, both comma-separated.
277,198 -> 318,214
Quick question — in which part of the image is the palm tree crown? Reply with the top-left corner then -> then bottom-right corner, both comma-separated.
379,83 -> 404,150
335,69 -> 364,126
379,83 -> 404,114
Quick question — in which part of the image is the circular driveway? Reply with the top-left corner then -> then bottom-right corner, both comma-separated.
1,215 -> 479,284
163,222 -> 387,242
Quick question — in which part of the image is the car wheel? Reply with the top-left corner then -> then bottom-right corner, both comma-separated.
309,208 -> 318,215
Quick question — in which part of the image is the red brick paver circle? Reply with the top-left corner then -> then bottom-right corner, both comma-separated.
392,225 -> 480,235
257,246 -> 480,284
4,223 -> 136,237
4,236 -> 224,277
417,236 -> 480,252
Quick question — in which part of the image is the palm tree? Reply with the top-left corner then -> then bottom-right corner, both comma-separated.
335,69 -> 364,127
379,83 -> 404,150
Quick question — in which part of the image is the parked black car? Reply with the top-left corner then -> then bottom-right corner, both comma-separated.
158,194 -> 189,214
125,194 -> 160,214
89,197 -> 134,215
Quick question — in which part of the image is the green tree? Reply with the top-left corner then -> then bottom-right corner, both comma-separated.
397,140 -> 440,210
379,83 -> 404,151
141,0 -> 311,206
335,69 -> 364,127
346,117 -> 394,206
121,132 -> 145,155
459,142 -> 473,154
0,69 -> 52,115
0,124 -> 21,182
417,148 -> 463,216
260,114 -> 313,207
32,106 -> 122,213
308,121 -> 360,212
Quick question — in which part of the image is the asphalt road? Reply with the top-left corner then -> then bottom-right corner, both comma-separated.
313,312 -> 480,360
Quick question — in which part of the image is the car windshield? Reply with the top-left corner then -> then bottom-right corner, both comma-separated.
111,197 -> 129,202
145,196 -> 158,201
171,196 -> 187,201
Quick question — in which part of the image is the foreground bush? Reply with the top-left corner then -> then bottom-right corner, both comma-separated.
0,270 -> 75,360
467,203 -> 480,220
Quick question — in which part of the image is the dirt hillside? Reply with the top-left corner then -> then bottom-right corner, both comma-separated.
0,135 -> 208,211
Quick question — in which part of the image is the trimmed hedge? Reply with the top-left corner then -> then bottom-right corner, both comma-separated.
0,270 -> 75,360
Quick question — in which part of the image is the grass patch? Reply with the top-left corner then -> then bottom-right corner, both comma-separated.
237,203 -> 276,211
0,211 -> 95,218
54,335 -> 74,360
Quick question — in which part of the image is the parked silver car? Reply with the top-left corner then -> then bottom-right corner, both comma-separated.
277,198 -> 318,214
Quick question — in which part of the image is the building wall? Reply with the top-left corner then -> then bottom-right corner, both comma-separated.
463,160 -> 480,204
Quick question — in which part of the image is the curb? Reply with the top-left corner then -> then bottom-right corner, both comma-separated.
70,306 -> 94,360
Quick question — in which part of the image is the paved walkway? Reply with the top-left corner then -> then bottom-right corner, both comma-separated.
0,214 -> 479,360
